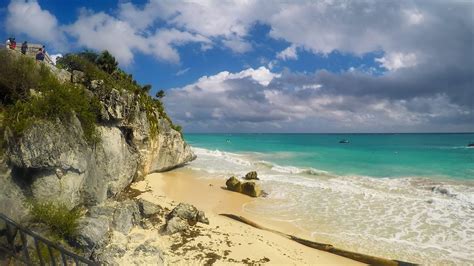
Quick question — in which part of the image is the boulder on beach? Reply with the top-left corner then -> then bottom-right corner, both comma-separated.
244,171 -> 259,180
163,203 -> 209,234
225,176 -> 242,192
225,176 -> 263,197
138,198 -> 162,218
241,181 -> 262,197
164,216 -> 189,235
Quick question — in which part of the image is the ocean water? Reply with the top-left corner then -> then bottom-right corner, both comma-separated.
183,133 -> 474,265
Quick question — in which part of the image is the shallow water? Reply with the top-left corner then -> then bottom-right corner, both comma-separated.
183,134 -> 474,265
185,133 -> 474,180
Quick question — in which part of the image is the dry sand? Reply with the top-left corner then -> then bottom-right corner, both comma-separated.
120,168 -> 365,265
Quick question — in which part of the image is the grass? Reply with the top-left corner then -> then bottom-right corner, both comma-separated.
1,50 -> 101,144
1,49 -> 182,147
29,201 -> 82,239
0,50 -> 41,104
57,52 -> 182,137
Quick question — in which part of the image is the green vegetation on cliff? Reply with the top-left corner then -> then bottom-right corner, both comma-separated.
29,201 -> 82,239
56,50 -> 181,137
0,49 -> 101,143
0,48 -> 182,147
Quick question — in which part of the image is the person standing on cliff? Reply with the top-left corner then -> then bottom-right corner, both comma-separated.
10,38 -> 16,50
36,48 -> 45,62
5,38 -> 11,49
21,41 -> 28,55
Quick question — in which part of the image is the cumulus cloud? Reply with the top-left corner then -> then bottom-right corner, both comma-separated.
49,53 -> 62,65
165,66 -> 473,133
118,0 -> 260,54
4,0 -> 473,132
64,10 -> 212,65
6,0 -> 65,46
6,0 -> 473,69
65,10 -> 147,65
277,45 -> 298,61
222,37 -> 252,53
147,29 -> 210,63
375,52 -> 418,71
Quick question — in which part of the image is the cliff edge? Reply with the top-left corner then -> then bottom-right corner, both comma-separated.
0,49 -> 195,221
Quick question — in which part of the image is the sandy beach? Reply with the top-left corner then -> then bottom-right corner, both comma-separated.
120,168 -> 365,265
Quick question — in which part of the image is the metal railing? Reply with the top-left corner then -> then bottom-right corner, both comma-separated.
0,213 -> 97,266
1,43 -> 54,65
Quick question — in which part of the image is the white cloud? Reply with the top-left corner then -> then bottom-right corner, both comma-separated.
375,52 -> 418,71
182,67 -> 279,91
65,10 -> 147,65
49,53 -> 62,65
165,68 -> 472,132
404,9 -> 424,25
147,29 -> 211,63
65,11 -> 210,65
276,44 -> 298,60
228,67 -> 280,86
6,0 -> 468,69
222,37 -> 252,53
176,67 -> 190,76
6,0 -> 65,46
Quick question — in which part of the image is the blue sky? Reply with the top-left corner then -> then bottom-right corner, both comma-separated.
1,0 -> 473,133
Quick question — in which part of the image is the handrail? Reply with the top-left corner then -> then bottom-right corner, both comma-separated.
1,44 -> 54,65
0,213 -> 97,266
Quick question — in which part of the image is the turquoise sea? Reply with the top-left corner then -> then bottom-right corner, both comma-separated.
183,133 -> 474,265
186,133 -> 474,180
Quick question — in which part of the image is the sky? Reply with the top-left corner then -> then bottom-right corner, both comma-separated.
1,0 -> 473,133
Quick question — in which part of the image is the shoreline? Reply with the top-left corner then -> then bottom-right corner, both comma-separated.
158,168 -> 309,238
130,168 -> 365,265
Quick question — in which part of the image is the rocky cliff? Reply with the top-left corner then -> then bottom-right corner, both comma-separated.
0,55 -> 195,220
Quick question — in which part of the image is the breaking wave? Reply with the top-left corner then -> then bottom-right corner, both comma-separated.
187,147 -> 474,265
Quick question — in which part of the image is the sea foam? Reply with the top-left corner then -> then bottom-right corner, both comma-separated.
188,147 -> 474,265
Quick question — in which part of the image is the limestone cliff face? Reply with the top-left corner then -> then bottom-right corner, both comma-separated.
2,74 -> 195,210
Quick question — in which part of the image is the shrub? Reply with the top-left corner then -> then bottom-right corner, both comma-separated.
4,69 -> 101,144
29,201 -> 82,239
0,49 -> 41,104
2,48 -> 183,143
171,124 -> 182,133
96,50 -> 118,74
142,84 -> 152,93
155,89 -> 165,99
56,50 -> 99,72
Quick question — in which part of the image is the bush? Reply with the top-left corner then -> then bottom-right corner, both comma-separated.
56,50 -> 99,72
29,201 -> 82,239
96,50 -> 118,74
155,89 -> 165,99
2,48 -> 183,143
4,69 -> 101,144
0,49 -> 41,104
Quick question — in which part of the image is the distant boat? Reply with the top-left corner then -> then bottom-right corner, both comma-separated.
339,139 -> 350,144
468,142 -> 474,147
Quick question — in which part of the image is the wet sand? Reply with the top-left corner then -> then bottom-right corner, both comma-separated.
128,168 -> 364,265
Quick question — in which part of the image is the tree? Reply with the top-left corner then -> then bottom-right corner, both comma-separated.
142,84 -> 152,93
95,50 -> 118,74
79,50 -> 99,63
156,89 -> 165,99
56,54 -> 82,72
